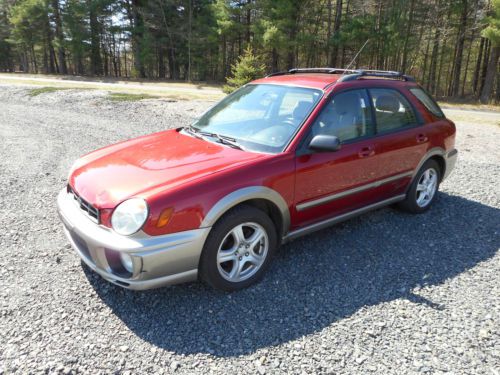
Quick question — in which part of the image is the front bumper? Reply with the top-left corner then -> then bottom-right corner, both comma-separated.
57,189 -> 211,290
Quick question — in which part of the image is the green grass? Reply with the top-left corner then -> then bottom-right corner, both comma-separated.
108,92 -> 159,102
28,86 -> 73,96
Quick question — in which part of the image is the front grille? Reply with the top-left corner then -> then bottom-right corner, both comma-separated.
67,186 -> 100,223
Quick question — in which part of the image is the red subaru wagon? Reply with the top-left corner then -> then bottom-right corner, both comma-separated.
57,68 -> 458,291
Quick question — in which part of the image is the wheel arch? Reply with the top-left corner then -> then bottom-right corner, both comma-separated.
409,147 -> 446,187
429,155 -> 446,181
201,186 -> 291,239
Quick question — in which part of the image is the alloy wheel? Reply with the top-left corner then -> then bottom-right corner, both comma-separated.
216,222 -> 269,283
416,168 -> 438,207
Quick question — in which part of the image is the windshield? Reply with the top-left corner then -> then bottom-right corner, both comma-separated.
189,84 -> 323,153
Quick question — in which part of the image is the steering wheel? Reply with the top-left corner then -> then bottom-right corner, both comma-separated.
281,118 -> 297,127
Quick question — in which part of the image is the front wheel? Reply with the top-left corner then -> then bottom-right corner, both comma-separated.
399,159 -> 441,213
199,205 -> 277,291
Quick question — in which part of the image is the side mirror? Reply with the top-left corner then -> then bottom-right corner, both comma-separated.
308,135 -> 341,152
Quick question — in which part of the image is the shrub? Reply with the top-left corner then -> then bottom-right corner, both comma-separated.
223,47 -> 265,94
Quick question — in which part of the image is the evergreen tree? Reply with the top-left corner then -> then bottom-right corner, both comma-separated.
223,46 -> 264,93
0,0 -> 498,101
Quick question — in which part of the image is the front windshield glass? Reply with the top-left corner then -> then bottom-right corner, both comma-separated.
190,84 -> 323,153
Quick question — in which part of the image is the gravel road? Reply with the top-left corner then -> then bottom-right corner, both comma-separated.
0,85 -> 499,374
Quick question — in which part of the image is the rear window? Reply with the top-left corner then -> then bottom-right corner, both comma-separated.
410,88 -> 445,118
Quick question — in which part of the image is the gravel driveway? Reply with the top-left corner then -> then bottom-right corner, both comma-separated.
0,86 -> 499,374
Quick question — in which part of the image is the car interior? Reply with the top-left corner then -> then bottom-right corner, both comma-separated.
312,91 -> 369,142
371,90 -> 417,132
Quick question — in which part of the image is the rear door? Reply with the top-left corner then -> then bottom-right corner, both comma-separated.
367,87 -> 429,197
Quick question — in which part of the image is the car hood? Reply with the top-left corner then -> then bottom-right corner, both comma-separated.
69,129 -> 268,208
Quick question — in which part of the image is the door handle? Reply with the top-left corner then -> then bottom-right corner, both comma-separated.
416,134 -> 428,143
358,146 -> 375,158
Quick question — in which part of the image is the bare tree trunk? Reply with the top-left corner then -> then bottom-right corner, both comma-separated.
43,46 -> 48,74
330,0 -> 343,66
376,0 -> 384,69
245,1 -> 251,44
158,0 -> 177,79
271,47 -> 278,72
479,40 -> 490,95
158,46 -> 166,78
222,35 -> 227,79
496,69 -> 500,103
88,0 -> 103,75
461,45 -> 472,97
480,46 -> 499,103
428,0 -> 441,94
326,0 -> 332,65
422,36 -> 431,89
187,0 -> 192,81
31,44 -> 37,73
125,0 -> 145,78
400,0 -> 415,73
472,37 -> 485,94
449,0 -> 468,97
44,12 -> 56,74
51,0 -> 67,74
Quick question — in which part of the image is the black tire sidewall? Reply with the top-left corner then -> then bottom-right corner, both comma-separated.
199,205 -> 278,291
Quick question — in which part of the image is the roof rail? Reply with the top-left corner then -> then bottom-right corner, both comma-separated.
339,70 -> 415,82
266,67 -> 415,82
266,67 -> 360,78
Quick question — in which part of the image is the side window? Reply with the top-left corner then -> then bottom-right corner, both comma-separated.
409,87 -> 445,118
369,88 -> 418,133
309,89 -> 373,143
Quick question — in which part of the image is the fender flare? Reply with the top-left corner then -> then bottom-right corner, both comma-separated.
409,147 -> 447,187
200,186 -> 291,236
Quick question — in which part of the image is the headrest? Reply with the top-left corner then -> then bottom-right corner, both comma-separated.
375,95 -> 400,113
293,101 -> 312,119
333,93 -> 360,115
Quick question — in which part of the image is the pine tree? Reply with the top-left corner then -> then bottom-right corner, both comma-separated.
223,46 -> 265,93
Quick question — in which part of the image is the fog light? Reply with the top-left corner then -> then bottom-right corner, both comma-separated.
120,253 -> 134,273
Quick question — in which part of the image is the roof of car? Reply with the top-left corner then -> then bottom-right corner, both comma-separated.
252,73 -> 341,90
251,69 -> 416,90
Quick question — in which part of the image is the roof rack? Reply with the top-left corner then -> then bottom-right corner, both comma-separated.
266,67 -> 415,82
266,67 -> 360,77
339,69 -> 415,82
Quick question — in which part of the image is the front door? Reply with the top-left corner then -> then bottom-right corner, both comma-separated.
294,89 -> 383,228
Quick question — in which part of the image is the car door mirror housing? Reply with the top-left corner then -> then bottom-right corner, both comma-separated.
308,135 -> 341,152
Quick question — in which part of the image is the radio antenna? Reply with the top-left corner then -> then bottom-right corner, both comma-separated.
345,39 -> 369,72
331,39 -> 370,91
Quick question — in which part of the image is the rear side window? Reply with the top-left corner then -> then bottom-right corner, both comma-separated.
369,88 -> 418,133
409,87 -> 445,118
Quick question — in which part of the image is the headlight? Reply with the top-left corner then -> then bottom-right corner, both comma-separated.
111,198 -> 149,235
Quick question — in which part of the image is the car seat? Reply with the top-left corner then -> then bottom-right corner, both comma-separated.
374,95 -> 408,132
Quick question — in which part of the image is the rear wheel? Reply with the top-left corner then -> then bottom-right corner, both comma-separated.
199,205 -> 277,291
399,159 -> 441,213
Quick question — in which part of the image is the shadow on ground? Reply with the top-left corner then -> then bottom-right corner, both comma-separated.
85,193 -> 499,357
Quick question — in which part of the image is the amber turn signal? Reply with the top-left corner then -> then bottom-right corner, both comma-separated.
157,207 -> 174,227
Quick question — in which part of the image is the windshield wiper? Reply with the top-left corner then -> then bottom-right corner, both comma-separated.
213,134 -> 244,150
184,126 -> 244,150
184,125 -> 204,139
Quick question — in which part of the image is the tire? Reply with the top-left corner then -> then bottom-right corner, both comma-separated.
199,205 -> 278,291
398,159 -> 441,214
